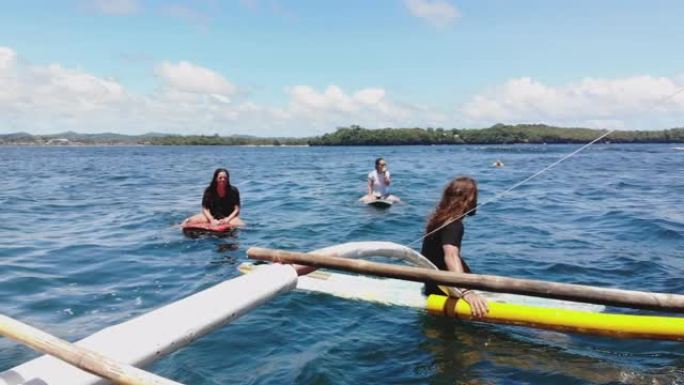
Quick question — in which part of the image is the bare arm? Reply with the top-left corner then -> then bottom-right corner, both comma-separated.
220,205 -> 240,225
202,207 -> 219,225
367,178 -> 373,196
442,244 -> 489,318
443,244 -> 466,273
384,170 -> 391,186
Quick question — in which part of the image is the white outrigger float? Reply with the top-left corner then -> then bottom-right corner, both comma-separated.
1,242 -> 683,385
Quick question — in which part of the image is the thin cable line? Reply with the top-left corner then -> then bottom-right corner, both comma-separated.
407,129 -> 614,246
409,83 -> 684,247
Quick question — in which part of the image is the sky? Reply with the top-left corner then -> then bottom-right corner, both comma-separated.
1,0 -> 684,137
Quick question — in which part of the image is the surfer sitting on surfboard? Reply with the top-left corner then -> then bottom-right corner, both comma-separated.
360,157 -> 400,203
182,168 -> 245,229
421,176 -> 488,318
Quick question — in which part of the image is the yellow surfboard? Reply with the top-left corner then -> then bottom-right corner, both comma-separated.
427,294 -> 684,341
240,262 -> 684,341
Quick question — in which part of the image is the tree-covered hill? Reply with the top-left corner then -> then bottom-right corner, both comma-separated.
148,134 -> 309,146
307,124 -> 684,145
2,124 -> 682,146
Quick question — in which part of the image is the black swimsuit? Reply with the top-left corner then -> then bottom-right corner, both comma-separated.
420,220 -> 471,296
202,186 -> 240,219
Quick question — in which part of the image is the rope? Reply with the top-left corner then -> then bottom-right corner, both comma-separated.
407,129 -> 614,246
408,83 -> 684,247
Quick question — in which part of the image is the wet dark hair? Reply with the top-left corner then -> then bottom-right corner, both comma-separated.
205,168 -> 230,194
426,176 -> 478,233
375,157 -> 385,167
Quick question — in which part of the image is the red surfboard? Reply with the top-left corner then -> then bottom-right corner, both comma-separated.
182,222 -> 235,236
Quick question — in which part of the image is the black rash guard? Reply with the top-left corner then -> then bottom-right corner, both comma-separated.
420,220 -> 471,296
202,185 -> 240,219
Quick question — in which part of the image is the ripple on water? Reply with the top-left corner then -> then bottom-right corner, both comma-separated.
1,144 -> 682,384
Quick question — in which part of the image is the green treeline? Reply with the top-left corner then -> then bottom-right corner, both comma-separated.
3,124 -> 683,146
308,124 -> 684,145
148,134 -> 309,146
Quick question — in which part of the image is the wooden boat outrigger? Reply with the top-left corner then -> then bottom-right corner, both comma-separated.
1,242 -> 682,385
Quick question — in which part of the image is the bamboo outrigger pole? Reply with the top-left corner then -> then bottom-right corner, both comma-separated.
0,314 -> 185,385
247,247 -> 684,312
3,263 -> 298,385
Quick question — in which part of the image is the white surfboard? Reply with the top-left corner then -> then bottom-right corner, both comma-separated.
366,198 -> 393,208
238,262 -> 605,312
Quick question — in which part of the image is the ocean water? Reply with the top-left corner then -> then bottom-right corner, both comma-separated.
0,144 -> 682,384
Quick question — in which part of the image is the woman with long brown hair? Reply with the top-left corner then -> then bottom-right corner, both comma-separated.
421,176 -> 488,318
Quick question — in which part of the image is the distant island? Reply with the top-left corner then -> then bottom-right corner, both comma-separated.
0,131 -> 309,146
2,124 -> 683,146
309,124 -> 684,145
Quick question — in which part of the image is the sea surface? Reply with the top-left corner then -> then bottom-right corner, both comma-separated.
0,144 -> 683,384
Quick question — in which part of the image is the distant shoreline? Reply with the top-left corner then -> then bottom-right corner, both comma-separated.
0,143 -> 312,147
2,124 -> 682,146
4,142 -> 684,148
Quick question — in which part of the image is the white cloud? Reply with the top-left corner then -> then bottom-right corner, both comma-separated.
0,48 -> 131,133
0,47 -> 125,112
155,61 -> 236,97
1,46 -> 432,136
4,45 -> 684,137
354,88 -> 386,105
0,47 -> 20,105
289,85 -> 356,113
32,64 -> 125,104
86,0 -> 141,15
460,76 -> 684,129
0,47 -> 17,71
285,85 -> 426,129
404,0 -> 460,28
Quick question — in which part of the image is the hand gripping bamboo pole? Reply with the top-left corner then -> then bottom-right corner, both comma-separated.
0,314 -> 185,385
247,247 -> 684,312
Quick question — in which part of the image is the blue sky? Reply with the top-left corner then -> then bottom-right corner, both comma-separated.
1,0 -> 684,136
